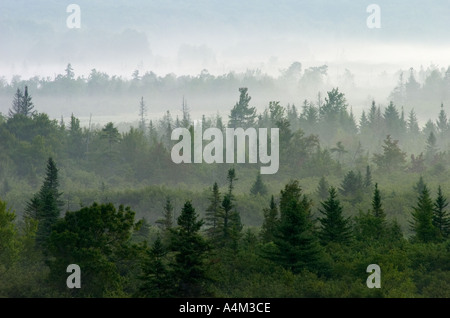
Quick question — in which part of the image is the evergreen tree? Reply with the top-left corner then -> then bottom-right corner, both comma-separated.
0,199 -> 20,272
373,135 -> 407,172
101,122 -> 121,155
216,168 -> 242,248
318,187 -> 352,245
137,236 -> 172,297
65,63 -> 75,80
205,182 -> 222,239
410,185 -> 438,243
371,183 -> 385,220
364,165 -> 372,188
339,170 -> 363,200
21,86 -> 35,117
436,103 -> 448,136
260,195 -> 278,243
8,86 -> 35,117
228,87 -> 257,129
26,158 -> 63,249
138,96 -> 147,133
47,202 -> 137,297
383,101 -> 401,137
250,172 -> 268,196
425,131 -> 438,162
68,113 -> 84,159
433,185 -> 450,239
156,197 -> 174,237
413,176 -> 426,195
407,109 -> 420,135
271,180 -> 327,274
316,176 -> 329,200
181,96 -> 191,128
359,110 -> 369,133
8,88 -> 23,117
169,201 -> 210,297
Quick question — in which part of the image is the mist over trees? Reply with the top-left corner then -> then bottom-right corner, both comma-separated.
1,62 -> 450,298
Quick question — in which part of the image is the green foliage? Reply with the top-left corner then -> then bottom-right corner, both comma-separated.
260,195 -> 278,243
433,186 -> 450,240
410,185 -> 439,243
47,202 -> 139,297
250,172 -> 268,196
269,180 -> 329,275
136,236 -> 173,297
228,87 -> 257,129
169,200 -> 210,297
318,187 -> 352,246
373,135 -> 407,172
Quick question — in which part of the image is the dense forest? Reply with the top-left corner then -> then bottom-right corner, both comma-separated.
1,64 -> 450,298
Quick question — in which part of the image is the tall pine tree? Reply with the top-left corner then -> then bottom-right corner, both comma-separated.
433,185 -> 450,240
410,185 -> 438,243
271,180 -> 327,274
318,187 -> 352,245
260,195 -> 278,243
169,201 -> 210,297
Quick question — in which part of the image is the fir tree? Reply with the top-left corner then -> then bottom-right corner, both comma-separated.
372,183 -> 385,220
138,96 -> 147,133
373,135 -> 407,172
410,185 -> 438,243
407,109 -> 420,135
271,180 -> 327,274
260,195 -> 278,243
316,176 -> 329,200
433,185 -> 450,239
205,182 -> 222,239
21,86 -> 35,117
169,201 -> 210,297
25,158 -> 63,250
228,87 -> 257,129
156,197 -> 174,238
413,176 -> 426,195
8,88 -> 23,117
318,187 -> 352,245
250,172 -> 268,196
137,236 -> 173,297
436,103 -> 448,136
339,170 -> 363,198
216,168 -> 242,248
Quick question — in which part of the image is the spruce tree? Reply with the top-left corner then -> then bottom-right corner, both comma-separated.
205,182 -> 222,239
373,135 -> 407,172
410,185 -> 438,243
21,86 -> 34,117
228,87 -> 257,129
271,180 -> 327,274
372,183 -> 385,220
316,176 -> 329,200
169,201 -> 209,297
216,168 -> 242,248
413,176 -> 426,195
26,158 -> 63,249
138,96 -> 147,133
318,187 -> 352,245
260,195 -> 278,243
156,197 -> 174,239
433,185 -> 450,239
250,172 -> 268,196
8,88 -> 23,117
137,236 -> 172,297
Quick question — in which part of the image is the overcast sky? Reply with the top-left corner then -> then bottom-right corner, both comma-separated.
1,0 -> 449,80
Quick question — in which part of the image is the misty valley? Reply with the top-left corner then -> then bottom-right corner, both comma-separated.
0,62 -> 450,298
